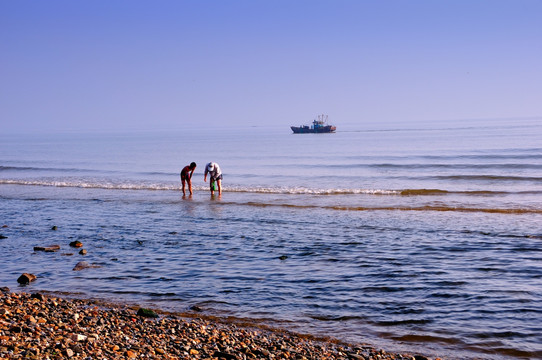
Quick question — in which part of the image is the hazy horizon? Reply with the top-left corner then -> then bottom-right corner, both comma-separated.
2,1 -> 541,134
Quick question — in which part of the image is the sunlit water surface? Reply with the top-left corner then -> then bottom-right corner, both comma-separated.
1,118 -> 541,359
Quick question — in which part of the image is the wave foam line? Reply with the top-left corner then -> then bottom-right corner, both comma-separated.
0,179 -> 178,191
1,179 -> 540,197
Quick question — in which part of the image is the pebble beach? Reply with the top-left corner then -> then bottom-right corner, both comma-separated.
0,288 -> 437,360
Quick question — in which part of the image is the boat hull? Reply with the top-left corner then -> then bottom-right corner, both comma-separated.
291,125 -> 336,134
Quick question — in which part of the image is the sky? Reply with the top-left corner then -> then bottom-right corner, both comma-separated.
1,0 -> 541,133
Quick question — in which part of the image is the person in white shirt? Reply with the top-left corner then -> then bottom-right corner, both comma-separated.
204,162 -> 222,196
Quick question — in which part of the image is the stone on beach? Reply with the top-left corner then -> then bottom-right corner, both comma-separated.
71,334 -> 88,342
30,293 -> 45,301
137,308 -> 159,318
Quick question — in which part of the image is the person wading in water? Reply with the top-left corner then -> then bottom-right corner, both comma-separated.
204,162 -> 222,196
180,162 -> 197,196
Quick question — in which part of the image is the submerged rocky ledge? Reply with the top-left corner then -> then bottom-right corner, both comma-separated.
0,288 -> 441,360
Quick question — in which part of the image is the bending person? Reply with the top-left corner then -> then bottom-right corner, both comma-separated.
204,162 -> 222,196
180,162 -> 197,196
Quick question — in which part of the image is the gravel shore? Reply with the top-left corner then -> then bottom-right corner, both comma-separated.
0,288 -> 440,360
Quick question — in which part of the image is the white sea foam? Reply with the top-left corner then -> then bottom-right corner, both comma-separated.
0,179 -> 405,195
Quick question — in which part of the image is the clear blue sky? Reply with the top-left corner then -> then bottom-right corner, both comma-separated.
1,0 -> 541,133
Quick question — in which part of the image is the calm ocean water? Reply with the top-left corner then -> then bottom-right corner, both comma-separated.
1,118 -> 541,359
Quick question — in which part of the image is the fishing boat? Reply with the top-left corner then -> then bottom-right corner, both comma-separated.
291,114 -> 336,133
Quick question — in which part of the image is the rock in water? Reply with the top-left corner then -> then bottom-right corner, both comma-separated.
72,262 -> 90,271
73,261 -> 101,271
69,241 -> 83,248
73,261 -> 90,271
34,245 -> 61,252
17,273 -> 37,284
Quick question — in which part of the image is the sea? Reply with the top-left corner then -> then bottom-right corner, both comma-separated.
1,118 -> 541,359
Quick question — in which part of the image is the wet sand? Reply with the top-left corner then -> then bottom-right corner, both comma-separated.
0,288 -> 439,359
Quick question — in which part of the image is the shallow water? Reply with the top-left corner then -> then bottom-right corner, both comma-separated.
1,118 -> 541,359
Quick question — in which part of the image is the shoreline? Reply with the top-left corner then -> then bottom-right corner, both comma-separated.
0,288 -> 440,360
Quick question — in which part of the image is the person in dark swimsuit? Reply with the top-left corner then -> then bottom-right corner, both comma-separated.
180,162 -> 197,196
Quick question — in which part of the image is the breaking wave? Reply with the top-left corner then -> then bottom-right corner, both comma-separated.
1,179 -> 541,198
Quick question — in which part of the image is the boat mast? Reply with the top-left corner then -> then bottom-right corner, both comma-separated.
317,114 -> 328,124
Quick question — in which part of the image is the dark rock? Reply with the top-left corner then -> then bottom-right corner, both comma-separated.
415,356 -> 431,360
79,249 -> 87,255
72,261 -> 100,271
30,293 -> 45,301
17,273 -> 37,284
190,305 -> 202,312
254,349 -> 271,357
0,287 -> 9,293
34,245 -> 61,252
213,351 -> 237,360
1,225 -> 7,228
73,261 -> 92,271
279,255 -> 288,260
51,226 -> 58,230
69,240 -> 83,248
10,325 -> 22,333
0,235 -> 7,239
136,308 -> 159,318
348,353 -> 366,360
